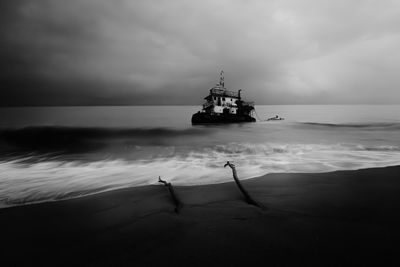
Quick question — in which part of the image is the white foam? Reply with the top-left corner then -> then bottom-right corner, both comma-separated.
1,142 -> 400,208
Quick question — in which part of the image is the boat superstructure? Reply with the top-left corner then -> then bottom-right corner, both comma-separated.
191,71 -> 256,124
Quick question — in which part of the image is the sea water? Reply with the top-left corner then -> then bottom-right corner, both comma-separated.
1,105 -> 400,208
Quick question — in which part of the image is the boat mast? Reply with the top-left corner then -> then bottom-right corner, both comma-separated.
220,70 -> 225,88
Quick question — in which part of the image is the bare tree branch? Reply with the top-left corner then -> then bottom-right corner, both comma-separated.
224,161 -> 262,208
158,176 -> 183,213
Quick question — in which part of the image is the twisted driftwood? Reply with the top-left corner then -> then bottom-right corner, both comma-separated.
224,161 -> 262,208
158,176 -> 183,213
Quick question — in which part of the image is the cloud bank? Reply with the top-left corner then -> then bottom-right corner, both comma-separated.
1,0 -> 400,105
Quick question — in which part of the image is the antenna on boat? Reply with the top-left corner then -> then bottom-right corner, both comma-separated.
220,70 -> 225,88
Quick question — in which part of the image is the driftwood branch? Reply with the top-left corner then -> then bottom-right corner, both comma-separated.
158,176 -> 183,213
224,161 -> 261,208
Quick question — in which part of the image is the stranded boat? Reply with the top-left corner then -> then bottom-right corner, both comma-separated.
191,71 -> 256,124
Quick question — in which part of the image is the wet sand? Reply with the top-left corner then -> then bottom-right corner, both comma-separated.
1,166 -> 400,266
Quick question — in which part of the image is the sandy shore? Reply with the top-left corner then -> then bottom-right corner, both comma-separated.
1,166 -> 400,266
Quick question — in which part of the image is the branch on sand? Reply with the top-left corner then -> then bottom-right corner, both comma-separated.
224,161 -> 262,208
158,176 -> 183,213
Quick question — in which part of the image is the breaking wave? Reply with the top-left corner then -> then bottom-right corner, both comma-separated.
299,122 -> 400,130
0,126 -> 213,153
1,142 -> 400,209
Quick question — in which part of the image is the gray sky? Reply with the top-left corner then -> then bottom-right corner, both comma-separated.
1,0 -> 400,106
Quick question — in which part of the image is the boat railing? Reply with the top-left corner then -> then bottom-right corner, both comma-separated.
203,102 -> 213,109
224,103 -> 237,108
210,88 -> 239,98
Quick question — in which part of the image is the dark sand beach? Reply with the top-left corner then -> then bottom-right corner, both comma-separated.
1,166 -> 400,266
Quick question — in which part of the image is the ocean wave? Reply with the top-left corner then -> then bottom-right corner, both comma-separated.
299,122 -> 400,130
1,142 -> 400,208
0,126 -> 213,154
206,143 -> 400,155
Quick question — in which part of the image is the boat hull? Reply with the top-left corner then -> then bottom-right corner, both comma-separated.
191,112 -> 256,124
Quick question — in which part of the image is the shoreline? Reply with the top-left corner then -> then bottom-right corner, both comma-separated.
2,164 -> 400,210
1,165 -> 400,266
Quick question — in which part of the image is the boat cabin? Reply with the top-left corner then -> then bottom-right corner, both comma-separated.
191,70 -> 255,124
202,71 -> 243,115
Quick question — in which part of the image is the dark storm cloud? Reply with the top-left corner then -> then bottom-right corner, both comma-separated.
0,0 -> 106,105
1,0 -> 400,106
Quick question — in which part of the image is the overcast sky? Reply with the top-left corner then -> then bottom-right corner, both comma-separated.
1,0 -> 400,106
